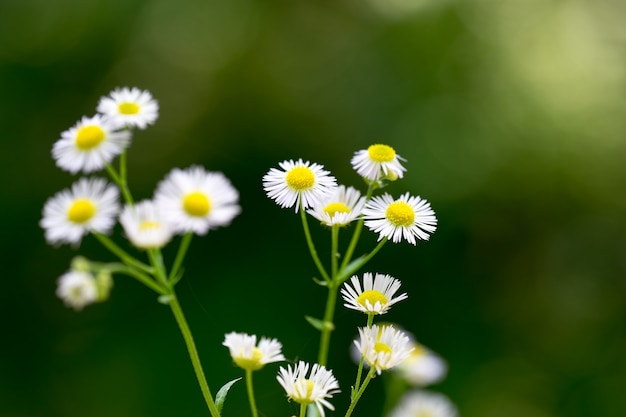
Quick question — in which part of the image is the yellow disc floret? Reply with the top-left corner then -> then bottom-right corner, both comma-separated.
356,290 -> 388,310
75,125 -> 105,150
386,201 -> 415,227
323,202 -> 351,218
118,102 -> 140,115
294,379 -> 316,404
374,342 -> 393,355
183,192 -> 211,217
368,144 -> 396,163
286,166 -> 315,190
233,347 -> 265,371
139,220 -> 160,230
67,199 -> 96,224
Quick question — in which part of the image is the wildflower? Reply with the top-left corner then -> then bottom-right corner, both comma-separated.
223,332 -> 285,371
276,361 -> 340,417
40,177 -> 120,246
354,324 -> 413,374
363,192 -> 437,245
307,185 -> 365,226
341,272 -> 408,315
351,144 -> 406,181
119,200 -> 173,249
52,115 -> 131,174
154,166 -> 241,235
97,87 -> 159,129
388,390 -> 459,417
395,342 -> 448,386
263,159 -> 337,212
56,271 -> 99,311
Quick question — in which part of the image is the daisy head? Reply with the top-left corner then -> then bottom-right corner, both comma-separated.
154,166 -> 241,235
354,324 -> 413,374
363,192 -> 437,245
276,361 -> 340,417
97,87 -> 159,129
388,390 -> 459,417
395,341 -> 448,387
223,332 -> 285,371
341,272 -> 408,315
307,185 -> 366,226
52,115 -> 132,174
119,200 -> 173,249
351,144 -> 406,181
40,177 -> 120,246
56,270 -> 99,311
263,159 -> 337,212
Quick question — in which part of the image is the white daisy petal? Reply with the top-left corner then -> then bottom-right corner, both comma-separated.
388,390 -> 459,417
277,361 -> 340,417
119,200 -> 173,249
263,159 -> 337,212
56,271 -> 99,311
307,185 -> 366,226
97,87 -> 159,129
52,115 -> 131,174
363,192 -> 437,245
351,144 -> 406,181
341,272 -> 408,314
154,166 -> 241,235
354,324 -> 413,374
223,332 -> 285,371
40,177 -> 120,246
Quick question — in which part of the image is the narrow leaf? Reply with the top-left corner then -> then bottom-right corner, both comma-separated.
215,377 -> 242,413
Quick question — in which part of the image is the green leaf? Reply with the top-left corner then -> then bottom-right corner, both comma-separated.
305,316 -> 334,332
336,255 -> 368,284
215,377 -> 242,414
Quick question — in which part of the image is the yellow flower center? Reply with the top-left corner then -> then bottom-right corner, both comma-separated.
374,342 -> 392,355
139,220 -> 160,230
323,202 -> 351,218
385,201 -> 414,227
286,166 -> 315,190
183,192 -> 211,217
75,125 -> 105,150
67,199 -> 96,224
294,379 -> 316,403
233,347 -> 264,371
356,290 -> 388,310
118,102 -> 140,115
367,144 -> 396,162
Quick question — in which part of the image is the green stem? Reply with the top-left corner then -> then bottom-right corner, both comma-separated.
169,292 -> 220,417
93,233 -> 154,274
147,249 -> 168,285
317,282 -> 338,366
105,161 -> 134,206
300,206 -> 330,283
245,369 -> 258,417
106,263 -> 167,295
353,314 -> 375,393
345,368 -> 376,417
300,402 -> 308,417
340,183 -> 376,271
169,233 -> 193,283
331,225 -> 339,278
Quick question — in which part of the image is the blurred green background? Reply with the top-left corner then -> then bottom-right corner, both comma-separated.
2,0 -> 626,416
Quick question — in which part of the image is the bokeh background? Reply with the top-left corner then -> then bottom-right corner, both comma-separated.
2,0 -> 626,416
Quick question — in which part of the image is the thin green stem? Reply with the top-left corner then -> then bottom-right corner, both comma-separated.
353,314 -> 375,393
104,161 -> 134,206
169,292 -> 220,417
245,369 -> 258,417
340,183 -> 376,271
331,225 -> 339,278
317,282 -> 338,366
169,233 -> 193,283
300,402 -> 308,417
300,206 -> 330,283
147,249 -> 168,285
92,233 -> 154,274
106,263 -> 168,295
345,367 -> 376,417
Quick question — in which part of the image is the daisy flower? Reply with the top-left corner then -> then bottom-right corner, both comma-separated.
154,166 -> 241,235
307,185 -> 366,226
363,192 -> 437,245
263,159 -> 337,212
56,271 -> 99,311
351,144 -> 406,181
388,390 -> 459,417
354,324 -> 413,374
395,342 -> 448,386
223,332 -> 285,371
40,177 -> 120,246
52,115 -> 131,174
277,361 -> 340,417
119,200 -> 173,249
341,272 -> 408,315
97,87 -> 159,129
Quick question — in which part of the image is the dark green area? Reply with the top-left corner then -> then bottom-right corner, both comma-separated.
2,0 -> 626,416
